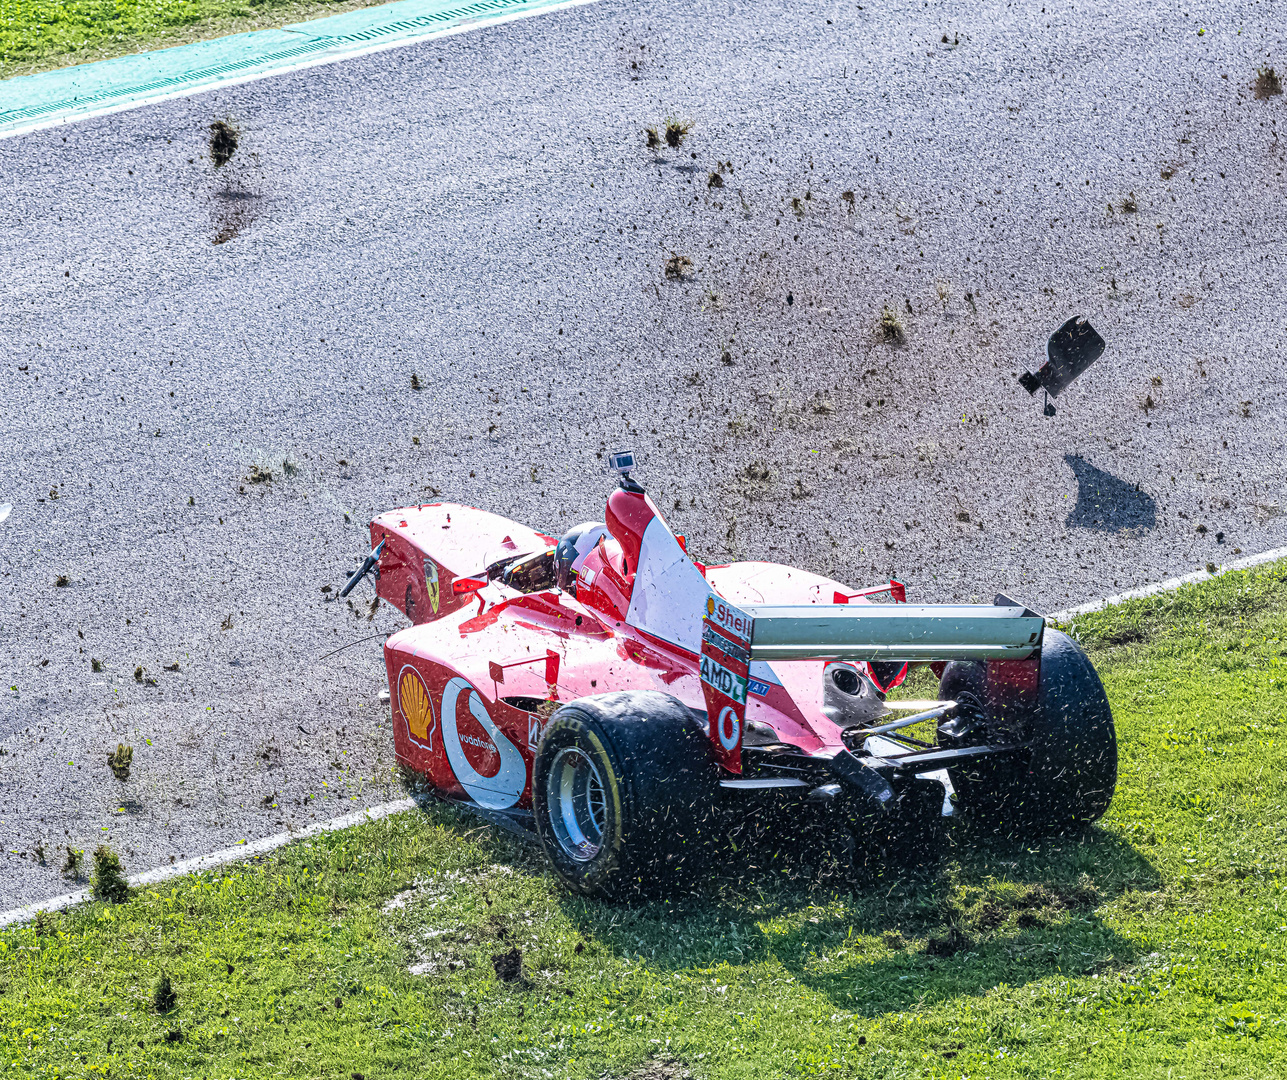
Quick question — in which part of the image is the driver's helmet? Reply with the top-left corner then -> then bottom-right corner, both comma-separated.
554,522 -> 609,594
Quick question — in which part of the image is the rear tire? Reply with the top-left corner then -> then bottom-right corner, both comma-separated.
937,629 -> 1116,834
533,691 -> 716,899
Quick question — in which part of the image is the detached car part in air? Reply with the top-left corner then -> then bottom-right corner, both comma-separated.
1020,316 -> 1107,416
346,457 -> 1116,898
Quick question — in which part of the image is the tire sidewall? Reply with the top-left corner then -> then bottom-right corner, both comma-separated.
532,707 -> 631,895
939,630 -> 1116,832
1027,628 -> 1117,825
532,691 -> 716,898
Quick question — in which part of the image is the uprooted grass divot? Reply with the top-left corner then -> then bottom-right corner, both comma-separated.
208,119 -> 239,168
663,252 -> 693,280
663,116 -> 691,147
1,560 -> 1286,1077
107,743 -> 133,781
152,973 -> 178,1014
60,846 -> 82,878
879,304 -> 906,344
1255,65 -> 1283,99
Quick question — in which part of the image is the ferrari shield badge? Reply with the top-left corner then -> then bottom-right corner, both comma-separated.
425,559 -> 440,615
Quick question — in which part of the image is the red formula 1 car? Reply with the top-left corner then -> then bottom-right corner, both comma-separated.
342,453 -> 1116,897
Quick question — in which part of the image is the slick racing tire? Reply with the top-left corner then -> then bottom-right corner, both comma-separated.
533,691 -> 717,900
937,629 -> 1116,834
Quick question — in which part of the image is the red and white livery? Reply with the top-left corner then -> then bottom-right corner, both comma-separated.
343,456 -> 1116,897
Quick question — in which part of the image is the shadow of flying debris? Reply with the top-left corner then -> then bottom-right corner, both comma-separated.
1064,455 -> 1156,533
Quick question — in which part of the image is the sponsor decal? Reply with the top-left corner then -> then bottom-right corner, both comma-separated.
527,715 -> 541,752
700,654 -> 747,705
701,624 -> 750,665
578,566 -> 595,588
397,665 -> 436,749
747,678 -> 772,698
425,560 -> 440,615
440,677 -> 526,810
716,704 -> 741,751
701,600 -> 751,773
705,596 -> 752,644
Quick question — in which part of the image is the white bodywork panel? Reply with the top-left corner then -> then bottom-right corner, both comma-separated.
625,516 -> 713,654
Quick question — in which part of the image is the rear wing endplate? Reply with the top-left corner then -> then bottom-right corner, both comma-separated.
699,595 -> 1044,772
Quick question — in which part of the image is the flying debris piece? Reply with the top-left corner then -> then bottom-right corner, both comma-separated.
1019,316 -> 1107,416
0,503 -> 10,524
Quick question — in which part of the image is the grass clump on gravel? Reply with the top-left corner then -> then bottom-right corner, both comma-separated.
0,0 -> 390,79
2,561 -> 1286,1076
879,303 -> 906,344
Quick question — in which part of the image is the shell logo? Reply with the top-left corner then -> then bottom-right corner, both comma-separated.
706,595 -> 716,618
397,665 -> 436,749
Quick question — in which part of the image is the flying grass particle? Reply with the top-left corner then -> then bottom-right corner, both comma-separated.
663,117 -> 691,148
492,946 -> 523,982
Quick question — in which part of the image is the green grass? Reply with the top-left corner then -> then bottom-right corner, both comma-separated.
0,0 -> 390,80
4,562 -> 1287,1078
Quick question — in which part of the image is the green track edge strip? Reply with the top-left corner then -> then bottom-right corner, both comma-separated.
0,0 -> 598,141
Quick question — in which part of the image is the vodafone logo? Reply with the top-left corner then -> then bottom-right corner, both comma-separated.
439,677 -> 526,810
717,704 -> 742,751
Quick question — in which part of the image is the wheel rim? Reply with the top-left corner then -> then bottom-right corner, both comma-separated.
545,746 -> 608,862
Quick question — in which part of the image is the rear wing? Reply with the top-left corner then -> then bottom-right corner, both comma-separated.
699,595 -> 1044,772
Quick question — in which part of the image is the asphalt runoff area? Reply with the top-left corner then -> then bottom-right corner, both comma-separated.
1,0 -> 1285,907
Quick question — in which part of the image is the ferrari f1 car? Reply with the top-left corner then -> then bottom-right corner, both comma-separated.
342,453 -> 1116,897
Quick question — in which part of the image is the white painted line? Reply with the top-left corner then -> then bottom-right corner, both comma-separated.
0,0 -> 599,142
0,796 -> 417,929
1049,544 -> 1287,623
